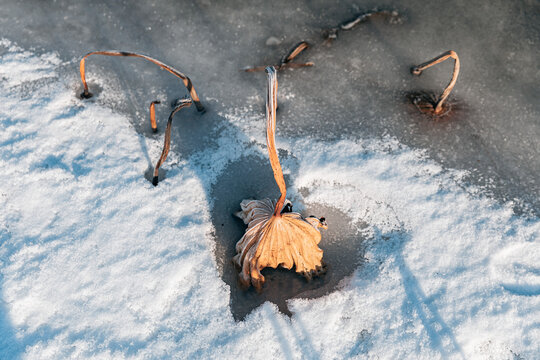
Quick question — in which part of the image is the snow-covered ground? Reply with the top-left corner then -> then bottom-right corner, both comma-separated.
1,40 -> 539,359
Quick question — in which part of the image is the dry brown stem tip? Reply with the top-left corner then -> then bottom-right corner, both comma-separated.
79,50 -> 204,112
149,100 -> 161,133
243,41 -> 313,72
280,41 -> 310,65
410,50 -> 460,115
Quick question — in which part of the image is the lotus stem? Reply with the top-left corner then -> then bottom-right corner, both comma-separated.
265,66 -> 287,216
79,51 -> 204,112
149,100 -> 161,133
411,50 -> 460,115
243,42 -> 313,72
152,98 -> 193,186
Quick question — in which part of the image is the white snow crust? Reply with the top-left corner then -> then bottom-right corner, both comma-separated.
0,40 -> 538,359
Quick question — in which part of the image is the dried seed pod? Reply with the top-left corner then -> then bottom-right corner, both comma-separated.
233,66 -> 327,290
410,50 -> 460,115
79,50 -> 204,112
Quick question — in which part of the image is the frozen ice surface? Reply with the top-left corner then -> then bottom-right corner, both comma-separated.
1,37 -> 539,360
0,0 -> 537,215
0,0 -> 539,358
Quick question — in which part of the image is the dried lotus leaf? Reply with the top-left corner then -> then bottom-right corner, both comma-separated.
233,67 -> 327,290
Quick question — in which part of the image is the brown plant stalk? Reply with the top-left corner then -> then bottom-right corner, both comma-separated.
79,50 -> 204,112
243,41 -> 314,72
151,98 -> 192,186
233,66 -> 327,290
411,50 -> 460,115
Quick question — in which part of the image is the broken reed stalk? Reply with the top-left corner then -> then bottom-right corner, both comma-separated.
232,66 -> 327,290
149,100 -> 161,133
79,51 -> 204,112
243,41 -> 314,72
152,98 -> 192,186
411,50 -> 460,115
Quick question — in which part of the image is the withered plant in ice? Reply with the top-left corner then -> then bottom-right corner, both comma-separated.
410,50 -> 460,116
79,50 -> 204,111
233,66 -> 327,291
78,50 -> 205,185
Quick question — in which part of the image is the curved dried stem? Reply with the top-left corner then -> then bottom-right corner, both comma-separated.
79,51 -> 204,112
152,98 -> 193,186
411,50 -> 460,114
265,66 -> 287,216
149,100 -> 161,133
243,42 -> 313,72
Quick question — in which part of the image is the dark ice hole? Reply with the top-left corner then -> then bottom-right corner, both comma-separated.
76,82 -> 102,100
404,90 -> 467,120
210,155 -> 367,320
144,166 -> 167,185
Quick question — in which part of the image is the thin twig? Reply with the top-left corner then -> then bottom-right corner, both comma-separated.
79,50 -> 204,112
152,98 -> 193,186
411,50 -> 460,115
265,66 -> 287,216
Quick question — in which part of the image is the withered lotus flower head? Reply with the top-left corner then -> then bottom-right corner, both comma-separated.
233,66 -> 327,291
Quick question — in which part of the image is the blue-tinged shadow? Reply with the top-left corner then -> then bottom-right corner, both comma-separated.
0,223 -> 22,358
0,232 -> 23,359
395,232 -> 465,359
0,291 -> 23,359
